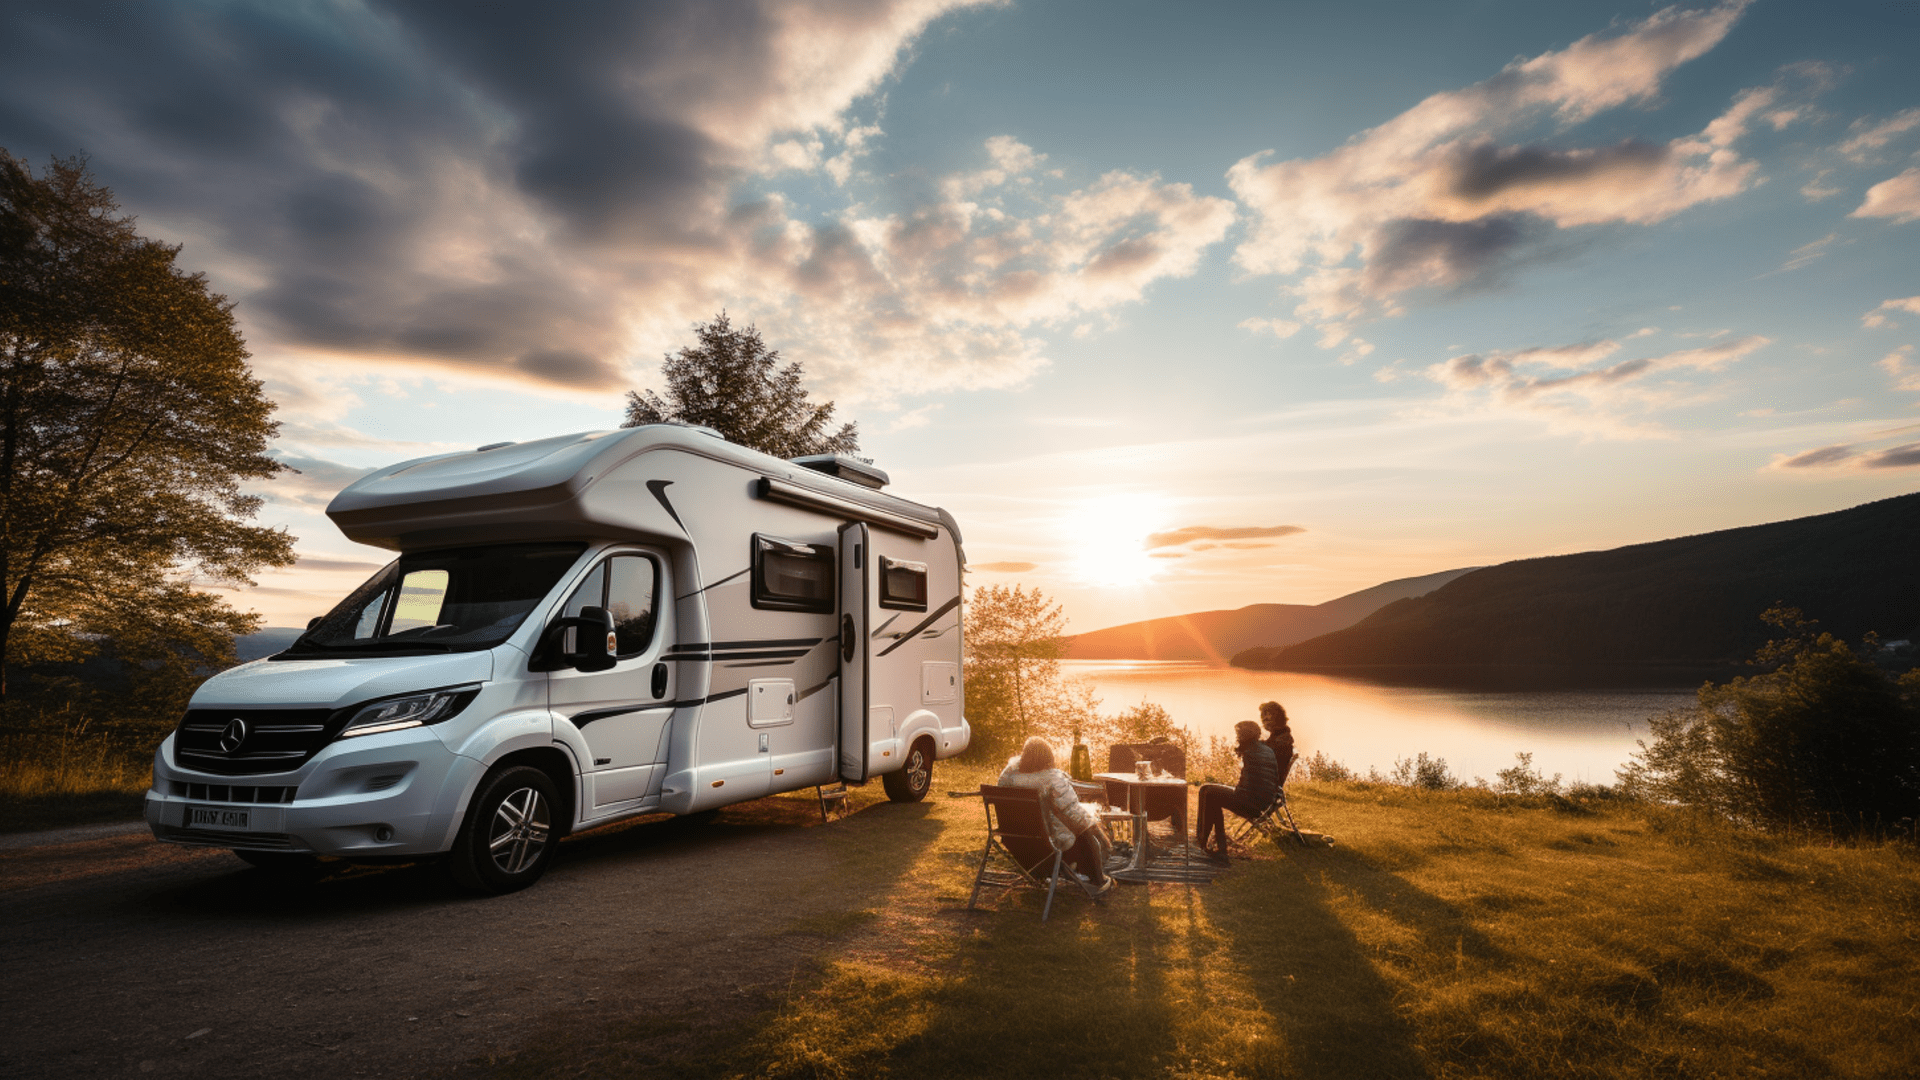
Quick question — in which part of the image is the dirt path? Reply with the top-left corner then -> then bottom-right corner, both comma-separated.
0,792 -> 943,1079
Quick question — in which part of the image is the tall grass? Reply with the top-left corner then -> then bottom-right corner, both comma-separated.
0,709 -> 155,831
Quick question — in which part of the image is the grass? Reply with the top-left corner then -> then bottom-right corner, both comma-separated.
470,763 -> 1920,1080
0,726 -> 153,833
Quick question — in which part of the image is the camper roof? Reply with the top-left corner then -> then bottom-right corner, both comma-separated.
325,424 -> 952,551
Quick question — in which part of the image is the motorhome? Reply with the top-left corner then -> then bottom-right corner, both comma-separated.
144,425 -> 969,892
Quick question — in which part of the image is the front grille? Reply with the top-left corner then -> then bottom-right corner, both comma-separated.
156,825 -> 295,850
171,707 -> 342,776
168,781 -> 298,804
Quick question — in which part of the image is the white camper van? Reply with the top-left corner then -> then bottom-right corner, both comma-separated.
143,425 -> 969,892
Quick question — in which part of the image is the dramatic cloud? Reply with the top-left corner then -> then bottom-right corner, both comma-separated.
1427,334 -> 1769,436
1226,3 -> 1788,348
970,561 -> 1039,573
1864,443 -> 1920,468
0,0 -> 995,396
1862,296 -> 1920,329
1143,525 -> 1306,550
1772,444 -> 1858,469
1852,169 -> 1920,223
260,454 -> 377,508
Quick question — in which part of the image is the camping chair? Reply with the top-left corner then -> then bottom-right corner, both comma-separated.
967,785 -> 1103,923
1229,752 -> 1308,849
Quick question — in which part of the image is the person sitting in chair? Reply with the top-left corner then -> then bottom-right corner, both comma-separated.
998,736 -> 1113,891
1259,701 -> 1295,779
1194,720 -> 1279,863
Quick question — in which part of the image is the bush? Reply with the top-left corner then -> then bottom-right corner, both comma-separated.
1618,608 -> 1920,833
1298,750 -> 1354,782
1390,751 -> 1459,791
1494,752 -> 1562,797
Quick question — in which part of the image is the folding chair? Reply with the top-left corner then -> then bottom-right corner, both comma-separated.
1229,753 -> 1308,849
967,785 -> 1102,923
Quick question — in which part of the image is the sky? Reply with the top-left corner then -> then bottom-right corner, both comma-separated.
3,0 -> 1917,635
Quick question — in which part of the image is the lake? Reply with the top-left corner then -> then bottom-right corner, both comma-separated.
1062,661 -> 1698,786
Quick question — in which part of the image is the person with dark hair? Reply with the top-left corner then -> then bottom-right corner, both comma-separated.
1259,701 -> 1295,780
998,736 -> 1113,891
1193,720 -> 1279,862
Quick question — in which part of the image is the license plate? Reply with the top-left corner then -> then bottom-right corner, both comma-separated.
187,806 -> 251,830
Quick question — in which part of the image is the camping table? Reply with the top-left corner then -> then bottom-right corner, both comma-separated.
1093,771 -> 1191,874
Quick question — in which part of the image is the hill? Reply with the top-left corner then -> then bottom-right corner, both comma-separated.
1065,568 -> 1478,661
236,627 -> 305,661
1233,492 -> 1920,684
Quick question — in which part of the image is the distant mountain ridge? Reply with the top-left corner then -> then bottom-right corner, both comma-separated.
1065,567 -> 1479,661
1233,492 -> 1920,684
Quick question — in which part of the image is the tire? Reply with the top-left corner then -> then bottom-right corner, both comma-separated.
232,849 -> 322,875
447,765 -> 559,894
883,739 -> 934,803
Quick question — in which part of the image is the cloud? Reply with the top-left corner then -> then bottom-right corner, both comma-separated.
1863,443 -> 1920,468
1227,3 -> 1789,347
295,555 -> 388,574
970,561 -> 1038,573
1238,316 -> 1301,339
0,0 -> 997,397
1143,525 -> 1306,550
1775,232 -> 1837,273
1864,296 -> 1920,329
1768,428 -> 1920,471
1427,334 -> 1769,436
260,454 -> 377,508
1837,107 -> 1920,162
1881,346 -> 1920,392
1851,168 -> 1920,223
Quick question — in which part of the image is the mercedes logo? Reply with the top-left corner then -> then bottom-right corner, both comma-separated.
218,718 -> 248,754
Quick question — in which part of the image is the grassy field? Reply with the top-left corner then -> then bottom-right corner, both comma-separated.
473,763 -> 1920,1080
0,725 -> 154,833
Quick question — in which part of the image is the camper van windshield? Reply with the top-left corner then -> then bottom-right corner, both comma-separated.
280,542 -> 588,658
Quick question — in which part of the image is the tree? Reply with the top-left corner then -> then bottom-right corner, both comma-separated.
1,152 -> 294,704
1618,607 -> 1920,832
964,583 -> 1073,757
623,312 -> 859,458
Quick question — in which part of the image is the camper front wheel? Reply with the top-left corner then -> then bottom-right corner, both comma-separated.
448,765 -> 558,894
883,739 -> 934,803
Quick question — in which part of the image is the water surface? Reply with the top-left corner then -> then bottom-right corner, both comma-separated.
1064,660 -> 1696,786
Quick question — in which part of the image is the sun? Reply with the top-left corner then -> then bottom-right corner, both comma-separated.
1058,495 -> 1166,587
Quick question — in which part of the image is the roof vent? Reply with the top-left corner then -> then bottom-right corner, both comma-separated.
475,441 -> 515,452
792,454 -> 889,490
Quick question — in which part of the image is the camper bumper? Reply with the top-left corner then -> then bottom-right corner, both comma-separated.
145,728 -> 483,858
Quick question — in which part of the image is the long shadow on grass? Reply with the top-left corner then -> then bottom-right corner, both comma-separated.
1209,846 -> 1446,1079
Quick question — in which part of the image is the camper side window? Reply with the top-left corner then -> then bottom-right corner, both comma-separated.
878,556 -> 928,611
557,556 -> 659,658
751,535 -> 834,613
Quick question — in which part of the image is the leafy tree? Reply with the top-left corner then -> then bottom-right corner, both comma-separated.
1619,607 -> 1920,832
623,312 -> 859,458
964,583 -> 1072,758
1,152 -> 293,707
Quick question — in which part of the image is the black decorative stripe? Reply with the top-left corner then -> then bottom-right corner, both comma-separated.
714,637 -> 823,649
570,703 -> 669,730
675,567 -> 748,601
875,596 -> 962,658
647,479 -> 685,531
795,672 -> 838,703
724,660 -> 795,669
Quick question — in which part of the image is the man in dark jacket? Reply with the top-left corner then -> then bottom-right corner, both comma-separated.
1194,720 -> 1279,861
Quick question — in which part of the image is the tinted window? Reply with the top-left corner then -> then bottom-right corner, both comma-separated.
284,543 -> 586,658
878,556 -> 928,611
751,535 -> 834,613
557,555 -> 658,657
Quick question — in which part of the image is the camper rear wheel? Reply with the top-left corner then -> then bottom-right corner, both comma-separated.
447,765 -> 558,894
883,738 -> 934,803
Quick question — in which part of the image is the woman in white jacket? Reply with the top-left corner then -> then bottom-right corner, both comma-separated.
997,736 -> 1114,891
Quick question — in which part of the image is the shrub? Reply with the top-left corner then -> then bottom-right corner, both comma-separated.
1494,752 -> 1562,797
1390,751 -> 1459,791
1298,750 -> 1354,782
1618,607 -> 1920,833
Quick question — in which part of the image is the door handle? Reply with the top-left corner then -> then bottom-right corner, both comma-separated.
840,614 -> 856,663
651,662 -> 669,699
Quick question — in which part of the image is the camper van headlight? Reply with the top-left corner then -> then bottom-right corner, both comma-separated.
339,685 -> 481,738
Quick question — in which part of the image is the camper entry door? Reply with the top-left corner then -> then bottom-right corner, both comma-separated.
837,521 -> 870,783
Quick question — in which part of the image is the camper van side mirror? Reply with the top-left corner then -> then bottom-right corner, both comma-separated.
543,606 -> 618,673
570,606 -> 618,673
